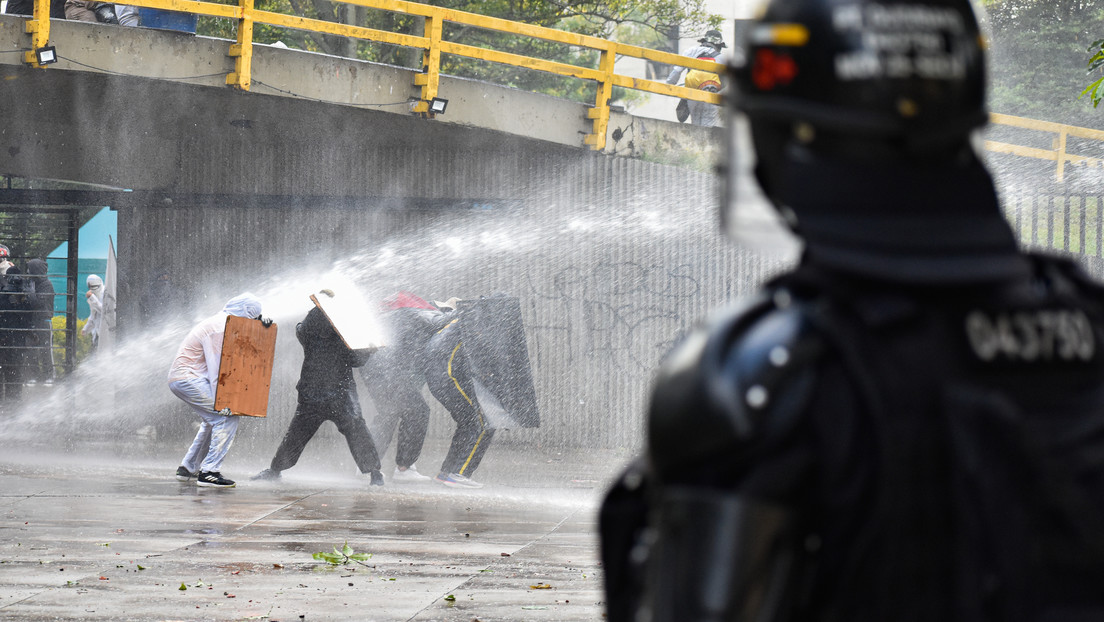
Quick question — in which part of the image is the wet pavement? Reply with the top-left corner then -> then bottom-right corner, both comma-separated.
0,445 -> 630,621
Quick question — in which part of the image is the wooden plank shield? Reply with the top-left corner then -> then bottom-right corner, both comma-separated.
310,291 -> 387,352
214,315 -> 278,417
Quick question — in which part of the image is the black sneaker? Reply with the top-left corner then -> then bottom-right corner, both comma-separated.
369,470 -> 384,486
197,471 -> 236,488
250,468 -> 281,481
175,466 -> 196,482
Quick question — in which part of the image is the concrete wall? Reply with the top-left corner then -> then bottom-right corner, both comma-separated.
115,152 -> 793,452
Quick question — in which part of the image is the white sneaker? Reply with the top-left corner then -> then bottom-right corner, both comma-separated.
435,472 -> 484,489
392,465 -> 432,483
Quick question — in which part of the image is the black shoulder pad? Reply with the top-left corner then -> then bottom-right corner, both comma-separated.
647,290 -> 826,485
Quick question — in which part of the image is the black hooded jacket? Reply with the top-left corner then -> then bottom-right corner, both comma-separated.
295,306 -> 370,403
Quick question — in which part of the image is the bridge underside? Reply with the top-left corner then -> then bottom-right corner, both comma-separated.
0,62 -> 593,200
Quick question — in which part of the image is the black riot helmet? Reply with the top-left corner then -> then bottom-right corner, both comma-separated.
721,0 -> 1028,283
732,0 -> 987,154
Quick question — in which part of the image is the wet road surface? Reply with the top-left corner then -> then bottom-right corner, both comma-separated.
0,448 -> 622,621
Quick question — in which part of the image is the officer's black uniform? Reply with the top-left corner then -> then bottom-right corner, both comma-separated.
600,0 -> 1104,620
0,268 -> 37,400
265,306 -> 382,481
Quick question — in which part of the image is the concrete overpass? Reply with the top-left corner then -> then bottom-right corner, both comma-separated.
0,15 -> 720,197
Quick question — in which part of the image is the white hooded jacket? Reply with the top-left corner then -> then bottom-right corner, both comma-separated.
81,274 -> 104,339
167,293 -> 263,386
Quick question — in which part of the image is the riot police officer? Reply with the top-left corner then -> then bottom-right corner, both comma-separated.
600,0 -> 1104,620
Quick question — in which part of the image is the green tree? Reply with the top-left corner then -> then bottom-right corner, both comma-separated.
981,0 -> 1104,123
198,0 -> 721,103
1082,38 -> 1104,107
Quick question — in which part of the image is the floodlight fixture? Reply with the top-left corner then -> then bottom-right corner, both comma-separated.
428,97 -> 448,115
35,46 -> 57,65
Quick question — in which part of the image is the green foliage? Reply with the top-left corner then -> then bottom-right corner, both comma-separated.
312,542 -> 372,566
1081,38 -> 1104,107
196,0 -> 722,103
51,315 -> 94,376
981,0 -> 1104,122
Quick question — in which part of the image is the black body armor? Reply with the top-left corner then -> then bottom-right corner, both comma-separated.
601,255 -> 1104,622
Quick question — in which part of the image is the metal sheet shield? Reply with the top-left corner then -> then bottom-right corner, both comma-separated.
458,296 -> 540,429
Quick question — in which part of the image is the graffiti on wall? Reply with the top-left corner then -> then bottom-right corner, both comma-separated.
523,257 -> 703,373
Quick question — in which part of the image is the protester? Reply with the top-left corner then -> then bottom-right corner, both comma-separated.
666,29 -> 726,127
422,298 -> 490,489
360,292 -> 454,483
252,290 -> 384,485
168,293 -> 267,488
600,0 -> 1104,620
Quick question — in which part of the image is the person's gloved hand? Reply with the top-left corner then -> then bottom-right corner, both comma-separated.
258,316 -> 273,328
217,407 -> 232,416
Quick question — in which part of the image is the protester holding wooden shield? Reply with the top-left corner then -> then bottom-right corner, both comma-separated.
167,292 -> 271,488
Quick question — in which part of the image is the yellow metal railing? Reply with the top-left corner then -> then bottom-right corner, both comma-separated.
20,0 -> 723,151
987,113 -> 1104,182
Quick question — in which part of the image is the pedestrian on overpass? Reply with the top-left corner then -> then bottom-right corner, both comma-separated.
601,0 -> 1104,620
666,29 -> 727,127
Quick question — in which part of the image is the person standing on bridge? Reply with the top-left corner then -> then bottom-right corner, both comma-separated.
601,0 -> 1104,620
666,29 -> 727,127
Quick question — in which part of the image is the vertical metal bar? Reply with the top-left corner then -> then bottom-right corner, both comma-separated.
1048,196 -> 1056,250
227,0 -> 255,91
1057,128 -> 1068,182
65,209 -> 78,376
1013,195 -> 1023,243
1063,194 -> 1071,251
23,0 -> 52,67
585,42 -> 615,151
1030,194 -> 1039,249
413,13 -> 442,116
1097,196 -> 1103,258
1073,194 -> 1081,252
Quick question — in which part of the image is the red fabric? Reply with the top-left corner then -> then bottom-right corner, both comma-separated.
381,291 -> 435,311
